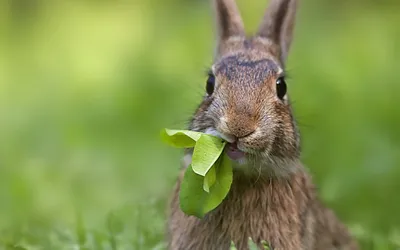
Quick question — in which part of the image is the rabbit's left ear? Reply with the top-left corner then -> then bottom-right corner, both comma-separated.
257,0 -> 298,65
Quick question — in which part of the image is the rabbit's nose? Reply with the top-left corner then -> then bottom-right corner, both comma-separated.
230,127 -> 255,139
222,102 -> 259,139
226,117 -> 257,139
220,124 -> 256,140
218,114 -> 257,140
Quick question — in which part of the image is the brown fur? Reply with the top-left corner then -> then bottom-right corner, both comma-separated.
167,0 -> 359,249
168,168 -> 358,250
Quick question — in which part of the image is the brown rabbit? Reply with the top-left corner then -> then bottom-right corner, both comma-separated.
167,0 -> 359,249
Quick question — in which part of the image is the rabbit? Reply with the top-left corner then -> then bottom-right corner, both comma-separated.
167,0 -> 359,249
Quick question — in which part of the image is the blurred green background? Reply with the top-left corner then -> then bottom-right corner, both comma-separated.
0,0 -> 399,249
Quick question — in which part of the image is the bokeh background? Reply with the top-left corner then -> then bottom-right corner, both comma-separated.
0,0 -> 399,249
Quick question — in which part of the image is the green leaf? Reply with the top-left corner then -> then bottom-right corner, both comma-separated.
162,128 -> 232,217
179,164 -> 205,217
179,154 -> 232,218
206,154 -> 232,212
203,165 -> 216,193
160,129 -> 202,148
192,135 -> 226,176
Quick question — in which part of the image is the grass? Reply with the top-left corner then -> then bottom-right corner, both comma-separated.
0,0 -> 400,249
1,210 -> 400,250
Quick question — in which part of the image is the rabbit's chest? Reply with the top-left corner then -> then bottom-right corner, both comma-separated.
198,196 -> 303,249
168,171 -> 312,250
172,185 -> 305,250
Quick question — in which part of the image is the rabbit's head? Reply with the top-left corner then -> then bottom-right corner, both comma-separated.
190,0 -> 300,177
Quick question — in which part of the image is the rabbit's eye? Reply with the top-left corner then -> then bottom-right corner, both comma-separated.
276,77 -> 287,100
206,74 -> 215,95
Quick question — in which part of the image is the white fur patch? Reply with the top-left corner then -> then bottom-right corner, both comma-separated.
180,154 -> 192,169
204,127 -> 235,143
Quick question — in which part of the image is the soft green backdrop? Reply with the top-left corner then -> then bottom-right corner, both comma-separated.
0,0 -> 399,249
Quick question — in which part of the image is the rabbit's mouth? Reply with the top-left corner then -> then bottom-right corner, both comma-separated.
226,142 -> 246,161
204,128 -> 248,161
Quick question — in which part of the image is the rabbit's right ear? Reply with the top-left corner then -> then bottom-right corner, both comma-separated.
212,0 -> 245,55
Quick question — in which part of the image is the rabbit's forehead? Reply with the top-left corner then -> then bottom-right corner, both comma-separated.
213,54 -> 282,83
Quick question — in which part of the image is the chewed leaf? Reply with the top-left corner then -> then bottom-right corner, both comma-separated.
179,164 -> 207,218
160,129 -> 202,148
163,128 -> 233,217
192,135 -> 226,176
201,154 -> 232,213
203,165 -> 216,193
179,154 -> 232,218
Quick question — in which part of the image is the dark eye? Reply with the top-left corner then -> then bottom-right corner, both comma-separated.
276,77 -> 287,100
206,74 -> 215,95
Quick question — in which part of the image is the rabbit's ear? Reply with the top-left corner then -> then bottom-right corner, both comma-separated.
212,0 -> 245,54
257,0 -> 297,64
